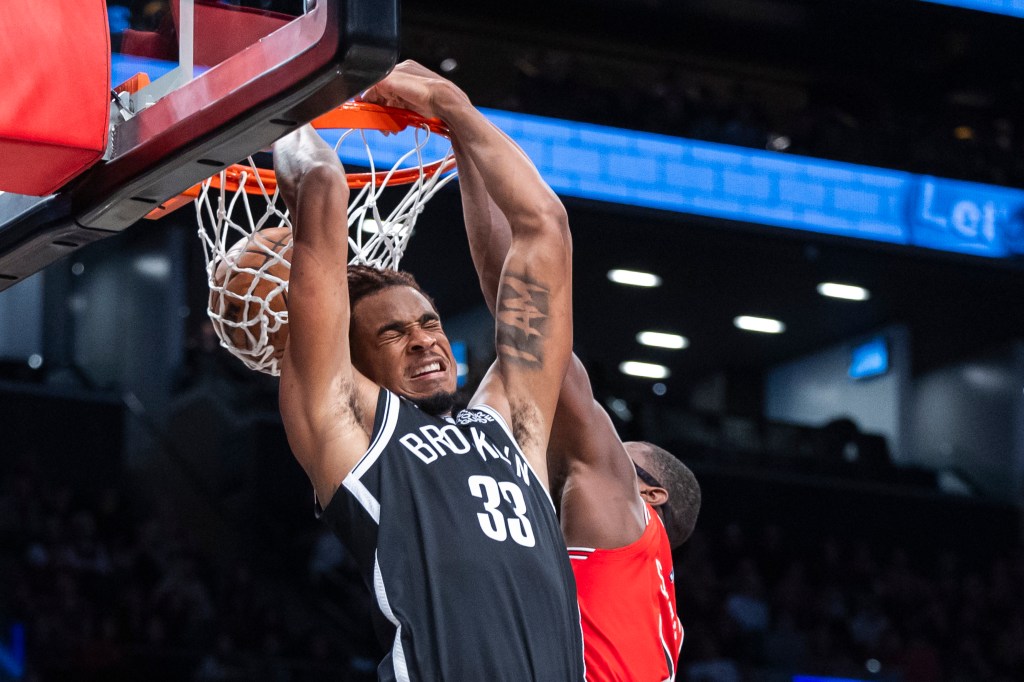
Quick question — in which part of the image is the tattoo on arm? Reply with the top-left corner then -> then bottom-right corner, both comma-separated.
496,272 -> 550,367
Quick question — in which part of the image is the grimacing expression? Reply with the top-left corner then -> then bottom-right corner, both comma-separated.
350,286 -> 458,401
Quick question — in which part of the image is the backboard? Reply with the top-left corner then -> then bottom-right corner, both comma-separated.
0,0 -> 398,292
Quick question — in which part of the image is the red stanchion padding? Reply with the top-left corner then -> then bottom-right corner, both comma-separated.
0,0 -> 111,196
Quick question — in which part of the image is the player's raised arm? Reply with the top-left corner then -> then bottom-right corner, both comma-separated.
273,126 -> 378,506
458,140 -> 647,547
365,61 -> 573,485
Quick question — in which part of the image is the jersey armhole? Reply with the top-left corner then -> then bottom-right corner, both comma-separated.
315,388 -> 398,520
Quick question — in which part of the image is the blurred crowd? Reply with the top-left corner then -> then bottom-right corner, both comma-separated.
677,522 -> 1024,682
2,451 -> 1022,681
0,460 -> 376,682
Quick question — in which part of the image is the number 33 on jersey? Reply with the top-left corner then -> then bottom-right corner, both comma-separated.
469,474 -> 536,547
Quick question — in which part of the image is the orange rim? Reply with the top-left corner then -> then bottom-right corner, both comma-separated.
311,101 -> 451,137
145,102 -> 454,220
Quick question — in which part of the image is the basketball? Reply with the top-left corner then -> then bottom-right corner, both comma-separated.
208,226 -> 293,364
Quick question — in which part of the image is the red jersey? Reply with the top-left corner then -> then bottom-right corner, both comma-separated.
569,505 -> 683,682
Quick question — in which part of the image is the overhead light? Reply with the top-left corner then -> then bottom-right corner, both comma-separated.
637,331 -> 688,349
767,134 -> 791,151
619,361 -> 670,379
608,269 -> 661,288
134,255 -> 171,280
817,282 -> 870,301
734,315 -> 785,334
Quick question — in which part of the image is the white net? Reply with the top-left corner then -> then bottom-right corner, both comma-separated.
196,123 -> 457,376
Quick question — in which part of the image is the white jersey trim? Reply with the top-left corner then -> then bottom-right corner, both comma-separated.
342,390 -> 401,525
374,551 -> 410,682
352,390 -> 401,479
567,546 -> 595,561
658,612 -> 676,682
343,478 -> 380,524
472,403 -> 555,508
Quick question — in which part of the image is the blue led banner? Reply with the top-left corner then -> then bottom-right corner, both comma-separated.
921,0 -> 1024,19
0,623 -> 24,679
480,109 -> 1024,259
111,52 -> 1024,260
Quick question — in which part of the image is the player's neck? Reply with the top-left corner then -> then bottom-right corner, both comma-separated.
410,391 -> 457,416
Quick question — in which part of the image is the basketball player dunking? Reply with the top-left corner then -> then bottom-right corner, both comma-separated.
456,90 -> 702,680
273,61 -> 584,680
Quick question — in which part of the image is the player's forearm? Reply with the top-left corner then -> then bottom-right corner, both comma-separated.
550,356 -> 601,450
456,140 -> 510,315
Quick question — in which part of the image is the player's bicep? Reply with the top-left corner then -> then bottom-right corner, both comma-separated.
491,223 -> 573,457
285,243 -> 347,372
280,262 -> 377,495
552,399 -> 641,497
278,168 -> 374,477
282,239 -> 376,435
554,405 -> 647,549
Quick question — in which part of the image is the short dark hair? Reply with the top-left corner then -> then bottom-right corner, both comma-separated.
347,264 -> 438,313
630,441 -> 701,549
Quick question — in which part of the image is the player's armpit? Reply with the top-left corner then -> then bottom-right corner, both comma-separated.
278,365 -> 376,507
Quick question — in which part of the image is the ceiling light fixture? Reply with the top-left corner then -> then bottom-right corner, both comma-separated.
619,361 -> 671,379
734,316 -> 785,334
817,282 -> 870,301
607,269 -> 662,288
637,331 -> 688,349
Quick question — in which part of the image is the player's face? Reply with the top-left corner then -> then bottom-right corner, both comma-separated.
350,286 -> 458,404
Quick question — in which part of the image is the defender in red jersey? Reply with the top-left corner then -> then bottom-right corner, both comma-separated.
456,115 -> 701,680
568,505 -> 680,680
566,455 -> 689,681
551,392 -> 698,681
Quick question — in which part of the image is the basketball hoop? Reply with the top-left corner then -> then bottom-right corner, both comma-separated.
164,101 -> 457,376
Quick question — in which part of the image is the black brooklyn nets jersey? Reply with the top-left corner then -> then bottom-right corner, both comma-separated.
319,388 -> 585,681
